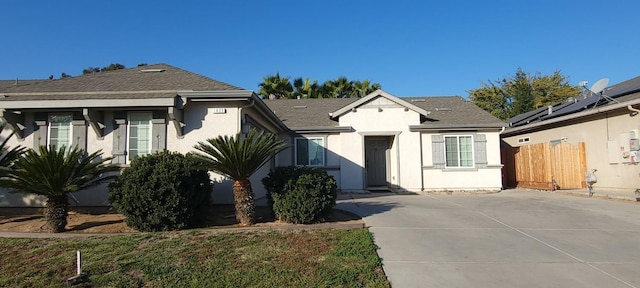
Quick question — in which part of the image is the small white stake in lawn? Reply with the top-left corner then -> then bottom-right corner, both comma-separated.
66,250 -> 87,286
77,250 -> 81,275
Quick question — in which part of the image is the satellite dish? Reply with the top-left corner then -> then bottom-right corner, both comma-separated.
589,78 -> 609,94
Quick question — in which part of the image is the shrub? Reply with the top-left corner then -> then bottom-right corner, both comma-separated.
262,166 -> 337,224
108,151 -> 212,232
262,166 -> 313,209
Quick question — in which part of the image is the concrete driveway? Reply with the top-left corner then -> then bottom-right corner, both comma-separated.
336,189 -> 640,288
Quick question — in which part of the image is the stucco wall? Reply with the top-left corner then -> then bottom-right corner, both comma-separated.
0,102 -> 280,207
502,111 -> 640,192
338,104 -> 423,192
421,131 -> 503,191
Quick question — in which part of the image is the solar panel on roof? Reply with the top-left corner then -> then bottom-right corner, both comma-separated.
540,96 -> 607,120
509,101 -> 574,127
605,77 -> 640,97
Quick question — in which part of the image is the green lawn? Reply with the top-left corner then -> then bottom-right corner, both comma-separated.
0,229 -> 389,287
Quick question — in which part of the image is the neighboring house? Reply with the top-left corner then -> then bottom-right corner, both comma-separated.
265,90 -> 505,193
0,64 -> 505,207
501,76 -> 640,194
0,64 -> 286,206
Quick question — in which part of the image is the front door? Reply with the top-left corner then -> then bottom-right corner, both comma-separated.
365,137 -> 389,187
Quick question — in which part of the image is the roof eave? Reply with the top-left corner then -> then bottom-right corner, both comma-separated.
0,97 -> 177,109
178,90 -> 254,100
409,123 -> 506,132
287,126 -> 354,133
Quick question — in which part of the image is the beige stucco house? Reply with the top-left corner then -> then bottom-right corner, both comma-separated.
265,90 -> 505,193
502,76 -> 640,195
0,64 -> 505,207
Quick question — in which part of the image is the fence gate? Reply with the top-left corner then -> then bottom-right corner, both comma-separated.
508,142 -> 586,190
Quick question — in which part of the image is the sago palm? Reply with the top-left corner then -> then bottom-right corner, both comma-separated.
0,122 -> 26,177
0,146 -> 119,232
193,129 -> 287,225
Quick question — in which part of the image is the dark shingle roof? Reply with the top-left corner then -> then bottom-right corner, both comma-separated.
265,96 -> 504,128
405,96 -> 504,126
265,98 -> 357,128
0,64 -> 240,101
0,79 -> 46,92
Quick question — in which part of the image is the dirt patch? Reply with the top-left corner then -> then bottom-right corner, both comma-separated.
0,205 -> 362,233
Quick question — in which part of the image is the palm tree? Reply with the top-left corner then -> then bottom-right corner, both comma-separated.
0,122 -> 26,178
324,77 -> 354,98
352,79 -> 383,98
258,73 -> 294,99
193,129 -> 287,226
0,146 -> 119,232
293,77 -> 320,99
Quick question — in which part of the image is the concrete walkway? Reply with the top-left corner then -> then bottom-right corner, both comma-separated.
336,189 -> 640,288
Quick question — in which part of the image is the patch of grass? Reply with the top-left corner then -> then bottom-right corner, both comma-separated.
0,229 -> 389,287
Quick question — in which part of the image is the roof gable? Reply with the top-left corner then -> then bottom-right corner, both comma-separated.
329,89 -> 430,118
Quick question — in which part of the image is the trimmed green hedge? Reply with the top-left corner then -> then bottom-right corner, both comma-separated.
262,166 -> 337,224
108,151 -> 212,232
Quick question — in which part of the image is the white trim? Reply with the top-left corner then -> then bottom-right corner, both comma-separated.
126,112 -> 152,163
294,136 -> 326,166
444,135 -> 475,168
47,113 -> 73,148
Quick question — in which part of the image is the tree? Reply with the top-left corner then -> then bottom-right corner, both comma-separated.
467,80 -> 511,120
0,122 -> 25,178
82,67 -> 101,75
193,129 -> 287,226
101,63 -> 126,72
293,77 -> 320,99
507,69 -> 535,116
323,76 -> 353,98
258,73 -> 293,99
0,146 -> 119,232
469,68 -> 581,120
532,71 -> 582,108
259,74 -> 382,99
81,63 -> 126,75
353,79 -> 381,97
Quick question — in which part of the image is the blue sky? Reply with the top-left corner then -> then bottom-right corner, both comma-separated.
2,1 -> 638,97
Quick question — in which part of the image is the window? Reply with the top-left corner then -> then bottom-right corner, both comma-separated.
48,113 -> 73,148
127,112 -> 152,161
112,111 -> 166,165
445,135 -> 474,167
295,137 -> 324,166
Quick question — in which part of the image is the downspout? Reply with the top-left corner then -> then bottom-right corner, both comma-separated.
238,98 -> 255,134
628,105 -> 640,115
419,132 -> 424,192
396,135 -> 401,191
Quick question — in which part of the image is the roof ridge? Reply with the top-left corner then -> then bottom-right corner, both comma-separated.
164,64 -> 243,90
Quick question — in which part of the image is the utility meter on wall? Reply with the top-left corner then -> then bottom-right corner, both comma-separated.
631,138 -> 640,151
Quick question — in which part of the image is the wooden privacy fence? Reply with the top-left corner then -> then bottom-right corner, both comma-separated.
506,142 -> 586,190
